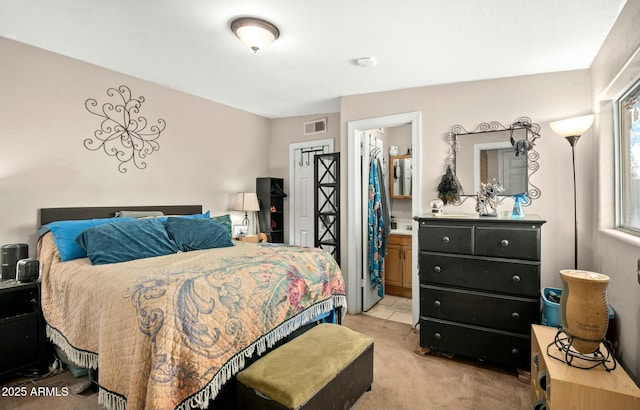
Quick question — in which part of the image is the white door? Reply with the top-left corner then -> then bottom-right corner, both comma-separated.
289,139 -> 333,247
362,132 -> 384,311
499,149 -> 527,194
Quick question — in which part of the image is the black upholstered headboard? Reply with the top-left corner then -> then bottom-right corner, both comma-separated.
39,205 -> 203,226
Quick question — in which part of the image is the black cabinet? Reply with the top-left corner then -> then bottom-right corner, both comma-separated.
257,177 -> 286,244
0,280 -> 47,379
415,214 -> 545,370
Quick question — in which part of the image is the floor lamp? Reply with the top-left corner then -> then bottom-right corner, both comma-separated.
549,114 -> 594,270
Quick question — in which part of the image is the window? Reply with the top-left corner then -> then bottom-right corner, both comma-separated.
617,79 -> 640,233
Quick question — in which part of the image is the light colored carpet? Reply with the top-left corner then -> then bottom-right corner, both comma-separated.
345,313 -> 529,410
1,313 -> 529,409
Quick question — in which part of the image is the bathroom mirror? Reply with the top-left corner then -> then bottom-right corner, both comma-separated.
390,155 -> 412,199
444,117 -> 541,204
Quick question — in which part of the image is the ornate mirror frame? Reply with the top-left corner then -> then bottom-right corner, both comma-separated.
444,116 -> 541,205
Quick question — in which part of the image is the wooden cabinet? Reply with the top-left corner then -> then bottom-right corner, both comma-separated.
257,178 -> 286,244
415,214 -> 545,370
385,234 -> 412,298
233,234 -> 267,243
531,324 -> 640,409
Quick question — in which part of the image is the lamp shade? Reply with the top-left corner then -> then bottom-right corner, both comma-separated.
234,192 -> 260,212
231,17 -> 279,53
549,114 -> 594,138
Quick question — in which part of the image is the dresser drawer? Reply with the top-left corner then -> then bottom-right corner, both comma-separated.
474,226 -> 541,261
420,318 -> 530,369
420,285 -> 538,334
419,252 -> 540,297
418,224 -> 473,254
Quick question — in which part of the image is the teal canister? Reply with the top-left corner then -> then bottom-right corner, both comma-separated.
510,194 -> 529,219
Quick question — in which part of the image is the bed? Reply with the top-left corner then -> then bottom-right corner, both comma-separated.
36,205 -> 346,410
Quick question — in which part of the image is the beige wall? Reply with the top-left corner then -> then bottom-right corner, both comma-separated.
268,113 -> 340,243
0,37 -> 270,251
589,0 -> 640,379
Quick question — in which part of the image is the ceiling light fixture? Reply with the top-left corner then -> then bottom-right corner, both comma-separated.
231,17 -> 280,53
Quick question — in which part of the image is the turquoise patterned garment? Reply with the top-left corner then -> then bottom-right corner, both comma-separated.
368,157 -> 385,297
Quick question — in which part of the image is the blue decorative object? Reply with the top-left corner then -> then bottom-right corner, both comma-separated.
511,193 -> 529,219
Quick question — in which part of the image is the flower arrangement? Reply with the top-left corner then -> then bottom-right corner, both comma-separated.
475,179 -> 504,216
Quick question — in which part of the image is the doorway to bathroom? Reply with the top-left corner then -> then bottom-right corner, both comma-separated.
347,111 -> 422,326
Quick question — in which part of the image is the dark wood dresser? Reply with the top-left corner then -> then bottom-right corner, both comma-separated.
415,214 -> 545,370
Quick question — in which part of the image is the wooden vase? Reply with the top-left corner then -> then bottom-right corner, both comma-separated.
559,269 -> 610,354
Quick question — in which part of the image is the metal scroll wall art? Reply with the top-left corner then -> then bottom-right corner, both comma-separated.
84,85 -> 166,173
444,116 -> 541,205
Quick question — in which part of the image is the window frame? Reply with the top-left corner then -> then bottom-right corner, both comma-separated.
615,76 -> 640,235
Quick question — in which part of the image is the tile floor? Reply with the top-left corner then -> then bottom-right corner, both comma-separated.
362,294 -> 413,325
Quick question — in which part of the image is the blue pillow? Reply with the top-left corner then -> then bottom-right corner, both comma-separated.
39,217 -> 134,261
164,217 -> 233,252
211,214 -> 232,237
154,210 -> 211,223
76,218 -> 179,265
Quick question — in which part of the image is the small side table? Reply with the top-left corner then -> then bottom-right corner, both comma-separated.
233,234 -> 268,243
0,280 -> 48,379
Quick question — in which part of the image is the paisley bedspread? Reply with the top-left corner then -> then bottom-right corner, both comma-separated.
38,232 -> 346,410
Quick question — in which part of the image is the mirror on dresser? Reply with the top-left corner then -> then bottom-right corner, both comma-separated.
390,154 -> 412,199
444,117 -> 541,204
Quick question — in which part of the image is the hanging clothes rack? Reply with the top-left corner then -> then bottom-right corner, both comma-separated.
368,134 -> 388,175
299,147 -> 326,166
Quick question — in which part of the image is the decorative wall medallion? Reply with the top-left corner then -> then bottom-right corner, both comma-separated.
84,85 -> 166,173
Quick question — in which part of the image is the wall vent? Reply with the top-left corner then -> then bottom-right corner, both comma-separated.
304,118 -> 327,135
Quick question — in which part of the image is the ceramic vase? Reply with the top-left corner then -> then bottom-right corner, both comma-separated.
559,269 -> 610,354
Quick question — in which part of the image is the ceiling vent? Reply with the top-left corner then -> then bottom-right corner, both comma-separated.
304,118 -> 327,135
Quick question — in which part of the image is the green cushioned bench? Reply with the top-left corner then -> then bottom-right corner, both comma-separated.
236,323 -> 374,410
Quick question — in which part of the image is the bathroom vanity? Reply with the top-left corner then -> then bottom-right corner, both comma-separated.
385,233 -> 413,298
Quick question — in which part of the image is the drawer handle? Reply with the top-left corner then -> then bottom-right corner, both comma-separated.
512,275 -> 521,283
433,266 -> 441,273
511,312 -> 520,320
511,348 -> 520,356
434,300 -> 441,308
442,236 -> 450,243
434,333 -> 441,340
501,239 -> 509,247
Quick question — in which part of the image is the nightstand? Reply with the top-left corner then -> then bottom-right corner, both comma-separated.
233,233 -> 268,243
0,280 -> 47,379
